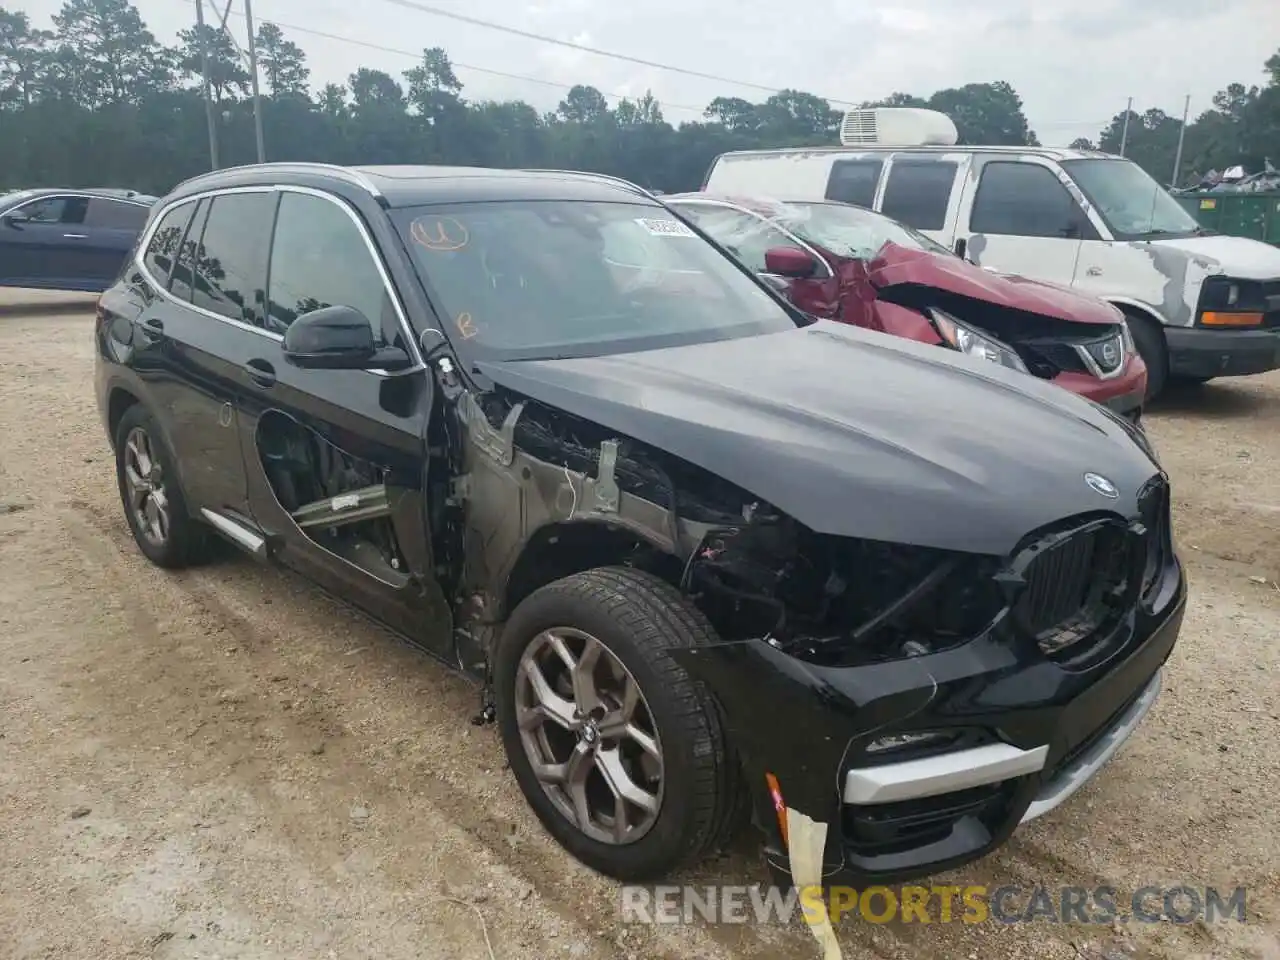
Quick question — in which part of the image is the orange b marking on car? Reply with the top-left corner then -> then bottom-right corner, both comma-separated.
455,312 -> 478,339
411,216 -> 469,252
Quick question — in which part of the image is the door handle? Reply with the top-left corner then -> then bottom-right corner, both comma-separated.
244,358 -> 276,387
63,233 -> 88,239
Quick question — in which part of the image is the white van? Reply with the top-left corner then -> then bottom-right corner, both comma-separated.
701,108 -> 1280,398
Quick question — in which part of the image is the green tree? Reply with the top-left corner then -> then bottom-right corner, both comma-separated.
557,84 -> 610,124
927,81 -> 1036,146
0,9 -> 52,107
50,0 -> 172,105
255,22 -> 309,100
176,23 -> 248,102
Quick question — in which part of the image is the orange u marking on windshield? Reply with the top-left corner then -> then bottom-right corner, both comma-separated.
411,217 -> 469,252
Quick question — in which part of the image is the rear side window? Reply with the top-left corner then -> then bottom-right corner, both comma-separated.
185,192 -> 277,327
265,191 -> 394,342
86,198 -> 149,229
142,201 -> 196,287
825,160 -> 883,208
880,160 -> 957,231
970,162 -> 1080,238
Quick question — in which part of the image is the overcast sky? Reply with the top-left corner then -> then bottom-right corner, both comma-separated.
18,0 -> 1280,145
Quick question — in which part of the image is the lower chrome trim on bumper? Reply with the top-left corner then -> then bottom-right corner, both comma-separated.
841,668 -> 1163,811
1020,668 -> 1162,823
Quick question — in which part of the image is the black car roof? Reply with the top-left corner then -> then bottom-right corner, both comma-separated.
163,162 -> 659,208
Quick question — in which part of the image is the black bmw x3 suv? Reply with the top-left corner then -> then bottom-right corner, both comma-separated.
96,162 -> 1185,886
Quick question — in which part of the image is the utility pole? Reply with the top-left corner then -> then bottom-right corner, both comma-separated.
1119,96 -> 1132,156
1170,94 -> 1191,188
195,0 -> 220,169
243,0 -> 266,163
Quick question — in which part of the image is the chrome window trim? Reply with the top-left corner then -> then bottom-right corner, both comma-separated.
666,197 -> 836,281
1,190 -> 152,219
172,162 -> 385,203
134,183 -> 426,376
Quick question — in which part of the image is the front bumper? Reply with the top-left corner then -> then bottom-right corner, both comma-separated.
1165,325 -> 1280,379
672,568 -> 1185,885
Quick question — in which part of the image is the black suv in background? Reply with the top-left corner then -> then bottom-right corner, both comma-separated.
96,163 -> 1185,886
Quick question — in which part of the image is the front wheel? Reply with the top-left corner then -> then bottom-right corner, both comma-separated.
493,566 -> 743,880
1126,313 -> 1168,401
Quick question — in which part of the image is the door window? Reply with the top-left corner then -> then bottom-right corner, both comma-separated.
265,191 -> 394,343
970,162 -> 1083,238
142,201 -> 196,287
171,199 -> 209,302
85,198 -> 149,230
184,192 -> 276,327
880,160 -> 957,231
11,194 -> 89,224
675,205 -> 805,274
825,160 -> 883,208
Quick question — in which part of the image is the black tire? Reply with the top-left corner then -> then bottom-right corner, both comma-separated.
493,566 -> 745,881
1126,312 -> 1167,401
114,404 -> 212,569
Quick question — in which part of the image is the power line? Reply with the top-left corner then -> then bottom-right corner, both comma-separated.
280,0 -> 1122,129
375,0 -> 848,104
174,0 -> 708,114
177,0 -> 1116,131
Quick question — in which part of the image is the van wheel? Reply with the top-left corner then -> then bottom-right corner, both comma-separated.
1125,313 -> 1167,401
114,404 -> 212,569
493,566 -> 744,881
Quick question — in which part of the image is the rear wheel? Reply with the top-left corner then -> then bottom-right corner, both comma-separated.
114,404 -> 212,568
1125,312 -> 1168,401
493,566 -> 743,880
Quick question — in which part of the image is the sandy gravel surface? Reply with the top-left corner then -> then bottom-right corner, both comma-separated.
1,298 -> 1277,960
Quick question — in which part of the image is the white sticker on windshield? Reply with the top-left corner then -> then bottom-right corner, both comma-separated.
635,217 -> 696,238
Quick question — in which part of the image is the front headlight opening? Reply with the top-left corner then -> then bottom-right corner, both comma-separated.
929,308 -> 1029,374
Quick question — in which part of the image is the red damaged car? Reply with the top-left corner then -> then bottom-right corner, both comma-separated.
665,193 -> 1147,420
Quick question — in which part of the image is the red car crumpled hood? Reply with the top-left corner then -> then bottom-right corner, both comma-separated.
866,242 -> 1120,326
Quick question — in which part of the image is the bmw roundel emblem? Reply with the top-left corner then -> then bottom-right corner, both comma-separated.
1084,472 -> 1119,499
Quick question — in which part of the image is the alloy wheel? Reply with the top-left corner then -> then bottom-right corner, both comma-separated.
514,627 -> 664,845
122,426 -> 170,547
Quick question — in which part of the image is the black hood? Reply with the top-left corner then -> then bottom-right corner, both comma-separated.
476,321 -> 1160,556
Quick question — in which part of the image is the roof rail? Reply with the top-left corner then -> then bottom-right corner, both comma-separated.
517,168 -> 654,199
170,162 -> 385,201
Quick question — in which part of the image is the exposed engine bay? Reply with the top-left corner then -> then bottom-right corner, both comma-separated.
448,387 -> 1007,671
257,411 -> 412,587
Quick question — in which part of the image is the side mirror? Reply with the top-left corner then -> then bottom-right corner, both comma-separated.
954,237 -> 969,260
2,213 -> 29,228
282,304 -> 411,371
763,246 -> 818,279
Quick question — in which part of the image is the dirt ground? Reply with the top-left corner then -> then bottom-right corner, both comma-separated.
1,295 -> 1278,960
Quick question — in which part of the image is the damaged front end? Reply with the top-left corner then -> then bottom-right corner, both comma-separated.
864,243 -> 1144,416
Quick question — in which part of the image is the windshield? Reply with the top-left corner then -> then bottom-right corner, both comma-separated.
1060,159 -> 1202,239
769,201 -> 955,258
393,200 -> 799,361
